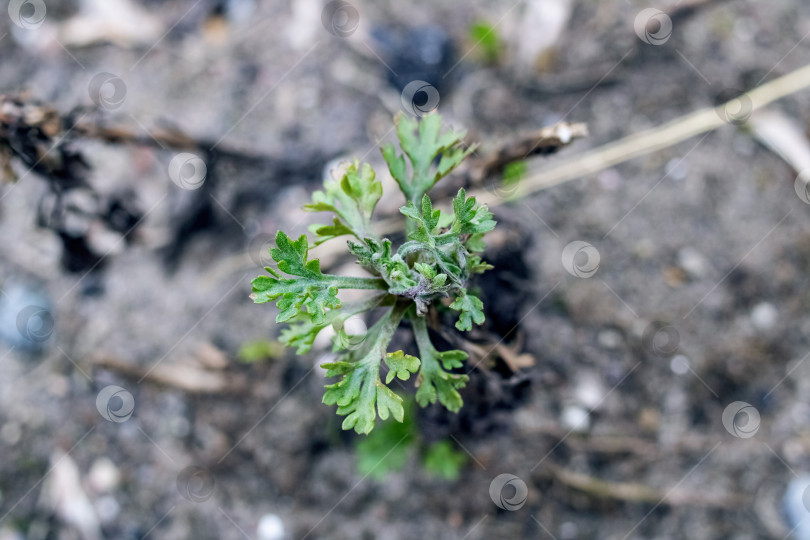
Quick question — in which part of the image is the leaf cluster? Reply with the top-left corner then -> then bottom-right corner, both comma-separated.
251,113 -> 496,434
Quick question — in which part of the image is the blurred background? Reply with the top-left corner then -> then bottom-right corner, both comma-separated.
2,0 -> 810,538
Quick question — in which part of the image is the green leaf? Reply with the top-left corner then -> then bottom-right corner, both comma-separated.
384,112 -> 476,203
451,188 -> 496,236
305,160 -> 382,242
251,231 -> 385,325
422,440 -> 467,480
349,238 -> 417,295
381,143 -> 409,200
356,407 -> 416,479
411,315 -> 469,413
384,350 -> 420,384
272,231 -> 322,278
449,292 -> 485,331
236,339 -> 284,363
321,303 -> 410,435
469,21 -> 502,64
308,217 -> 354,246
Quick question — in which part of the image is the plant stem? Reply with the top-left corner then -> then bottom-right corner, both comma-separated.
331,276 -> 389,290
409,311 -> 435,356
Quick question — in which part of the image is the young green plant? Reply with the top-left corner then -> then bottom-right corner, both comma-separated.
251,112 -> 496,434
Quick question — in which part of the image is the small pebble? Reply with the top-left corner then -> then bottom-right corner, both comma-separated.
784,475 -> 810,540
677,247 -> 708,279
597,329 -> 622,349
665,158 -> 689,181
670,355 -> 690,375
88,458 -> 120,493
0,283 -> 53,350
573,372 -> 605,410
257,513 -> 286,540
751,302 -> 778,331
561,405 -> 589,432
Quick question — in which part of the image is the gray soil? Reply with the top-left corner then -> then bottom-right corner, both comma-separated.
2,0 -> 810,539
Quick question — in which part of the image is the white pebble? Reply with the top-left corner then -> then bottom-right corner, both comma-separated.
88,458 -> 120,493
784,475 -> 810,540
573,373 -> 605,410
677,247 -> 708,278
751,302 -> 778,331
665,158 -> 689,181
257,513 -> 286,540
670,355 -> 690,375
561,406 -> 590,432
597,329 -> 622,349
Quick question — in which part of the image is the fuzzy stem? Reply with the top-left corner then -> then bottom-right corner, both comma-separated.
330,276 -> 389,290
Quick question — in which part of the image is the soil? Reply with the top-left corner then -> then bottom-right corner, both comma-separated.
2,0 -> 810,539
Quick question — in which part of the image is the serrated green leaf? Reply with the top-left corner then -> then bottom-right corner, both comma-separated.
451,188 -> 496,236
321,303 -> 411,435
386,112 -> 475,203
384,350 -> 420,384
449,292 -> 485,331
305,160 -> 382,242
309,217 -> 354,246
381,143 -> 410,199
413,262 -> 436,279
349,238 -> 417,295
251,231 -> 386,325
411,315 -> 469,413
